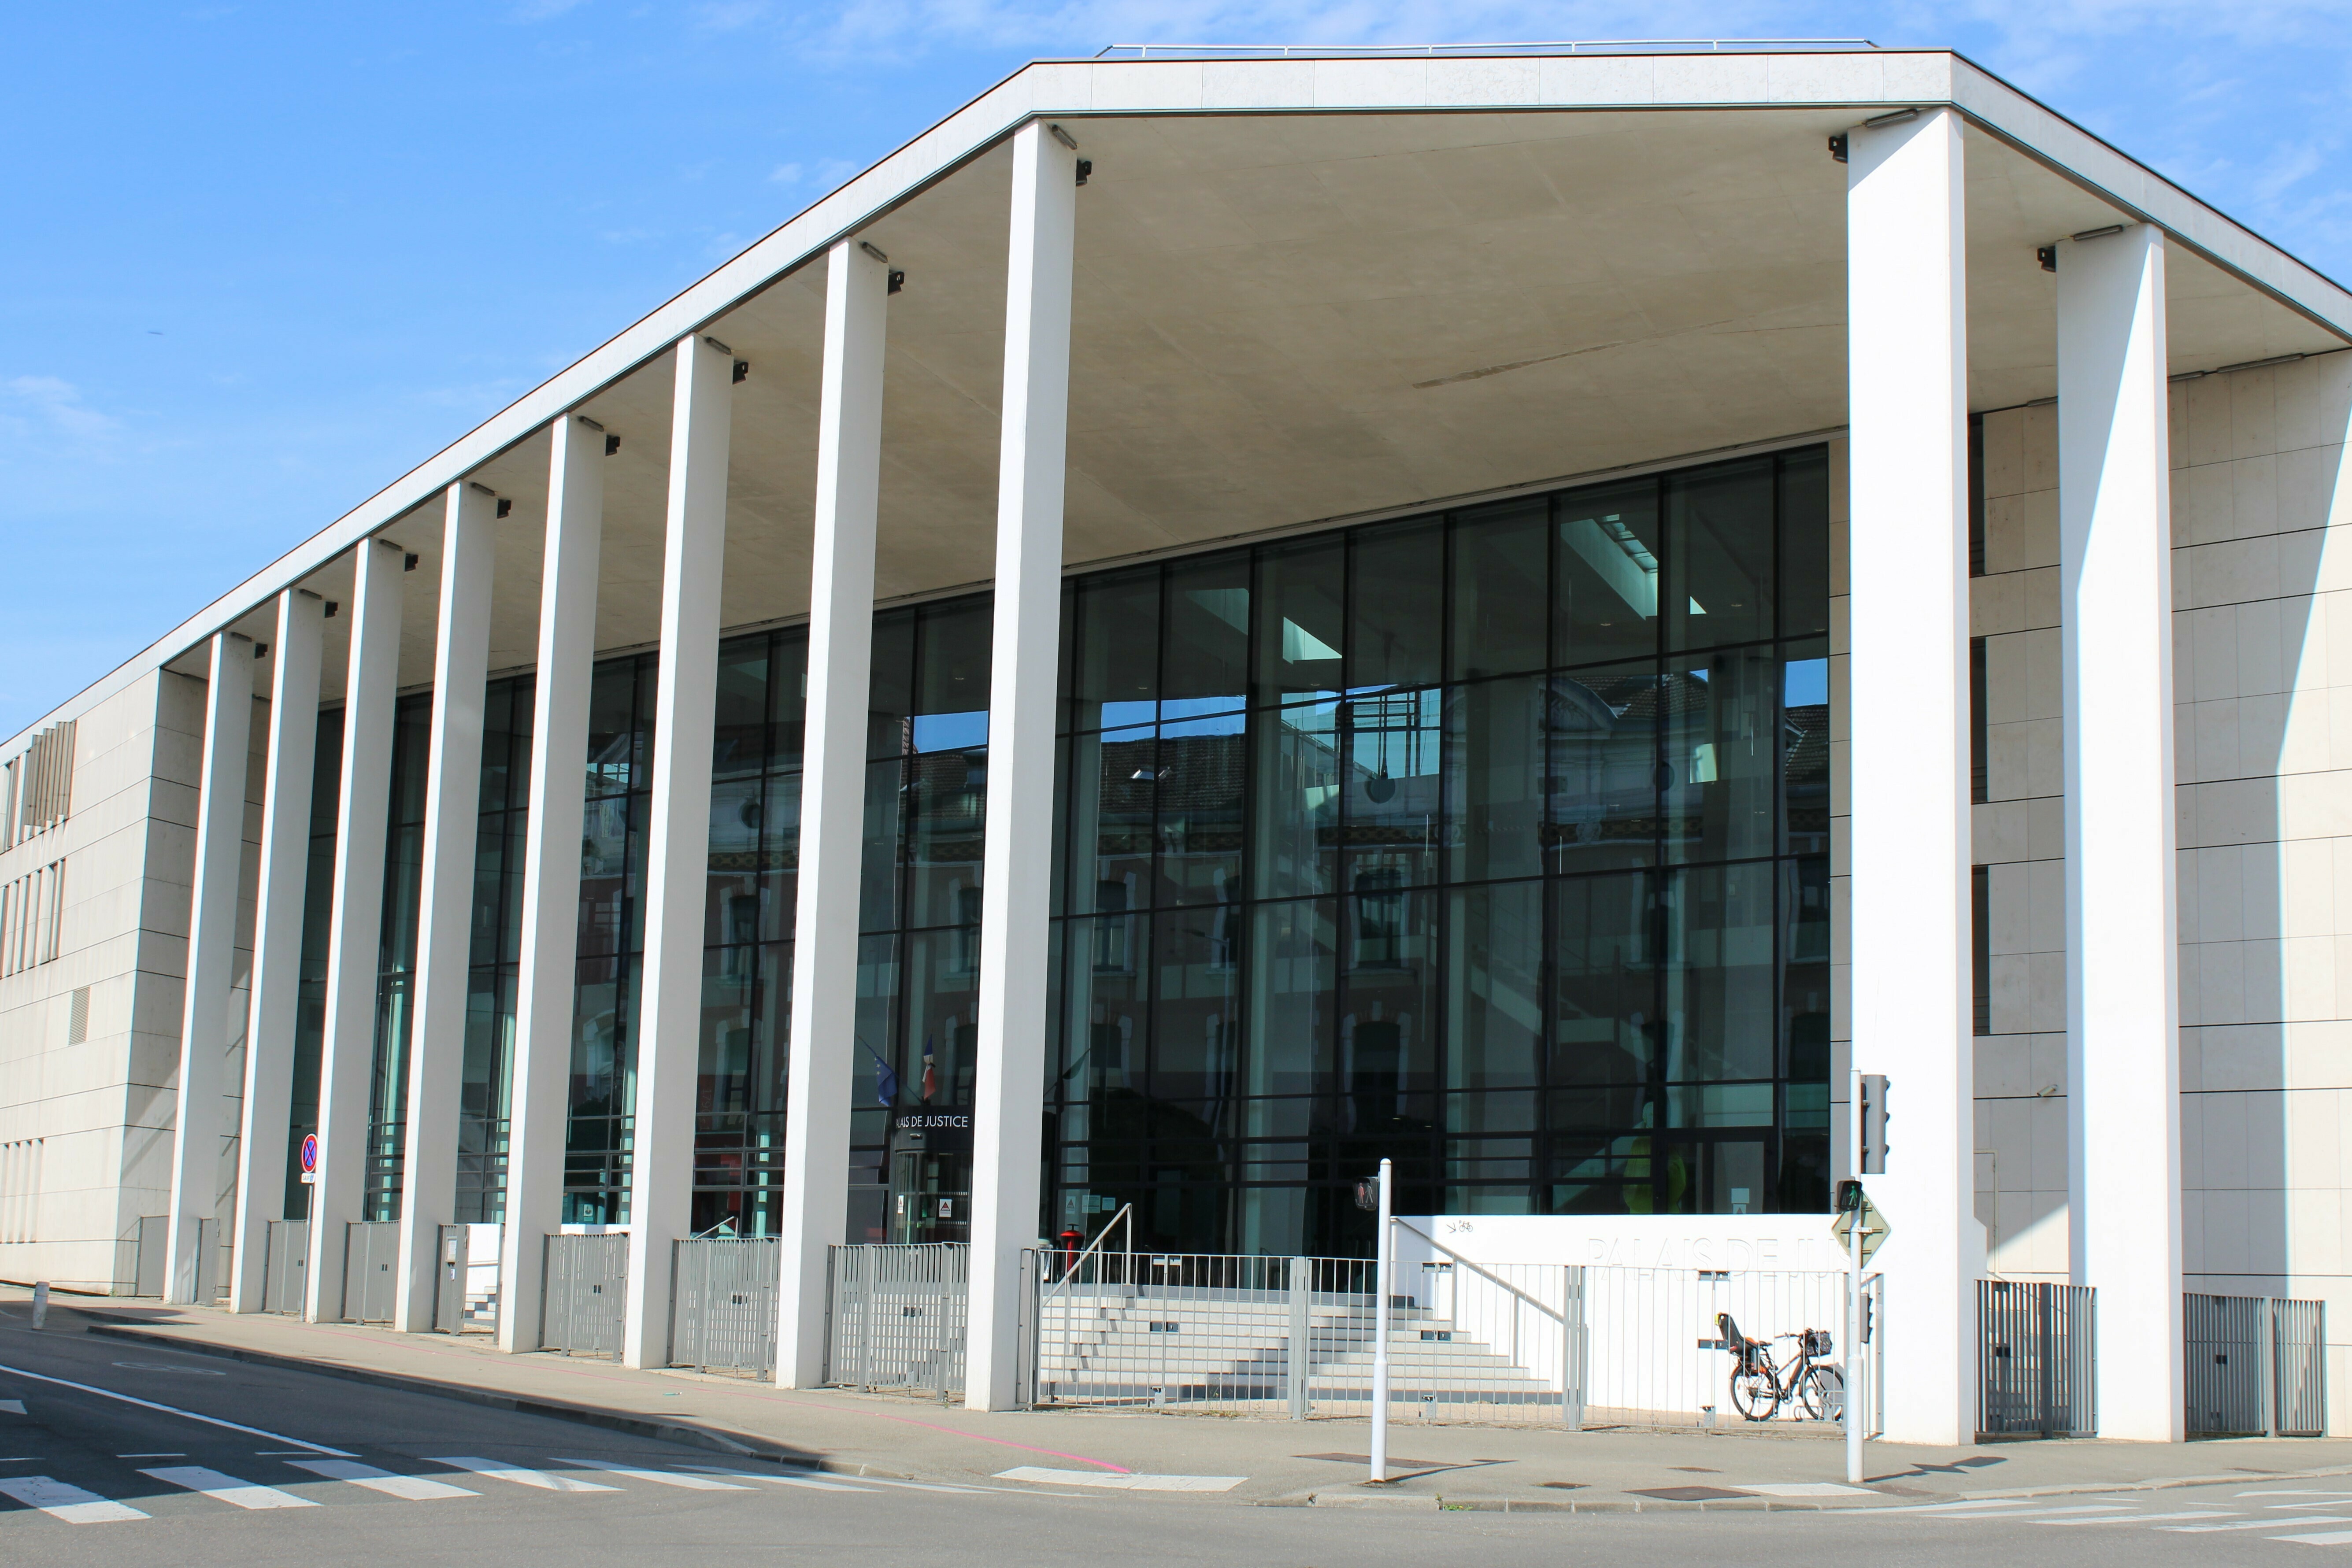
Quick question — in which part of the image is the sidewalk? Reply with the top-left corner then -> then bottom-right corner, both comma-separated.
7,1283 -> 2345,1512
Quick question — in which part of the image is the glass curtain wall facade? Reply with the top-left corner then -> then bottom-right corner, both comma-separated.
1036,447 -> 1830,1256
285,444 -> 1829,1258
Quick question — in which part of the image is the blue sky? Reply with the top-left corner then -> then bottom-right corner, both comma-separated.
5,2 -> 2349,738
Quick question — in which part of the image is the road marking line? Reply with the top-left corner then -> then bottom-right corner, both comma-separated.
2274,1530 -> 2352,1544
116,1453 -> 185,1459
1862,1499 -> 2045,1514
426,1457 -> 619,1493
0,1362 -> 355,1456
2037,1512 -> 2237,1525
2163,1515 -> 2352,1532
141,1466 -> 317,1510
1937,1505 -> 2138,1520
285,1459 -> 478,1501
673,1464 -> 874,1492
0,1401 -> 22,1414
994,1467 -> 1247,1492
545,1459 -> 752,1491
1736,1483 -> 1877,1497
0,1475 -> 148,1523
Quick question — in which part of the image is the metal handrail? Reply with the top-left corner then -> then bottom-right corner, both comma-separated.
1394,1218 -> 1564,1325
1040,1204 -> 1135,1300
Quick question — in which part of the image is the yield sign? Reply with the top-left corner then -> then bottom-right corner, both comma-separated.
1831,1194 -> 1891,1268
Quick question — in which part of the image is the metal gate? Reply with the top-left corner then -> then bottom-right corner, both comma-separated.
343,1220 -> 399,1323
1978,1280 -> 2096,1437
2186,1293 -> 2328,1437
671,1236 -> 781,1376
263,1220 -> 309,1313
542,1233 -> 629,1358
824,1243 -> 967,1397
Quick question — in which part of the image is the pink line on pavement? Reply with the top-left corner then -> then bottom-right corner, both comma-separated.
240,1321 -> 1133,1474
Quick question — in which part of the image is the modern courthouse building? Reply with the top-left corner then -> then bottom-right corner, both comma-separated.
5,39 -> 2352,1446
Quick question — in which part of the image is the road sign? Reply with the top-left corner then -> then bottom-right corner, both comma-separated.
299,1133 -> 320,1185
1831,1193 -> 1890,1268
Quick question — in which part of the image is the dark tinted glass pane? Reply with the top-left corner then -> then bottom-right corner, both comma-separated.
761,771 -> 801,941
478,679 -> 517,814
705,776 -> 763,943
712,643 -> 768,780
1156,713 -> 1246,908
1443,675 -> 1545,884
1666,459 -> 1773,651
904,925 -> 983,1107
914,597 -> 991,753
1342,686 -> 1440,891
1065,908 -> 1148,1096
1550,870 -> 1655,1086
1555,480 -> 1660,669
1349,518 -> 1442,691
1782,854 -> 1831,1088
868,611 -> 915,758
1342,884 -> 1437,1136
1661,862 -> 1775,1084
1071,566 -> 1158,732
1162,553 -> 1249,718
852,933 -> 900,1106
1254,536 -> 1344,705
1152,913 -> 1240,1102
1246,899 -> 1334,1098
1450,499 -> 1548,679
1545,662 -> 1659,873
585,663 -> 641,796
1446,880 -> 1541,1089
1782,643 -> 1830,857
858,757 -> 903,933
1662,648 -> 1777,866
1249,701 -> 1337,900
1069,725 -> 1154,916
768,628 -> 808,773
1779,448 -> 1830,638
904,747 -> 985,929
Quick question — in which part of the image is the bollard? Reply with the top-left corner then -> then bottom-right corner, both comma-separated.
31,1280 -> 49,1330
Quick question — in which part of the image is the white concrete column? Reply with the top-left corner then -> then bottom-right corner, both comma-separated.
2058,222 -> 2182,1442
165,629 -> 256,1304
230,590 -> 326,1312
620,333 -> 736,1369
305,538 -> 407,1321
966,118 -> 1078,1412
777,240 -> 890,1387
393,481 -> 500,1331
499,414 -> 606,1354
1845,105 -> 1978,1445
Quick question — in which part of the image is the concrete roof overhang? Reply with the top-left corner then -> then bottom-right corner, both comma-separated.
44,47 -> 2352,746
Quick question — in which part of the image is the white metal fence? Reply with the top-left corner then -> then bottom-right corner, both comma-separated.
1023,1235 -> 1876,1431
672,1236 -> 782,1376
824,1243 -> 968,1398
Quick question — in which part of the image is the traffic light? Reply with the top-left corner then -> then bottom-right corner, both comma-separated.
1835,1178 -> 1864,1213
1859,1073 -> 1889,1175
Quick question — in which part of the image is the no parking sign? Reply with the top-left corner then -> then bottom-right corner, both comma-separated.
299,1133 -> 320,1185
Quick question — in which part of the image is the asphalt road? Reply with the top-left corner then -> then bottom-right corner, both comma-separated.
0,1319 -> 2336,1565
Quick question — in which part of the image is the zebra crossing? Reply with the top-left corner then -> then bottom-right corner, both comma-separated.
0,1450 -> 996,1526
1845,1489 -> 2352,1546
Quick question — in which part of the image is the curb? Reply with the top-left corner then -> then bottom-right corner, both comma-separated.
81,1322 -> 916,1482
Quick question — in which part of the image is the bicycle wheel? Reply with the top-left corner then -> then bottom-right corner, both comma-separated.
1729,1355 -> 1781,1421
1796,1363 -> 1844,1422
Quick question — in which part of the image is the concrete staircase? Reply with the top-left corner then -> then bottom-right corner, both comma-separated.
1034,1286 -> 1560,1410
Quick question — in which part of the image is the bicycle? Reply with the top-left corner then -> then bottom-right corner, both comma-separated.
1716,1312 -> 1844,1422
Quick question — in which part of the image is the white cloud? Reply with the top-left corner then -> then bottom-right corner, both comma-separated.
3,376 -> 120,441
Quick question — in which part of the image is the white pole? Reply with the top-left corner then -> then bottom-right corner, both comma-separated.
31,1281 -> 48,1330
1370,1157 -> 1393,1485
1847,1200 -> 1865,1482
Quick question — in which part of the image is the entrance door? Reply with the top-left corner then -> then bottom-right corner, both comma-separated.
890,1150 -> 970,1245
